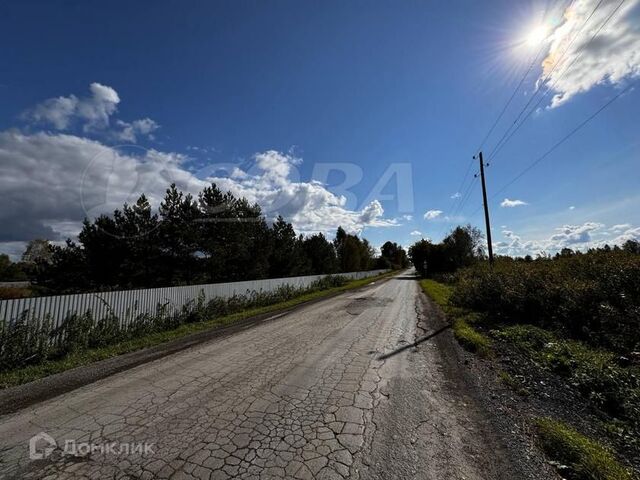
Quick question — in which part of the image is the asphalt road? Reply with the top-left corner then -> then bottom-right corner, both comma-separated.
0,272 -> 522,479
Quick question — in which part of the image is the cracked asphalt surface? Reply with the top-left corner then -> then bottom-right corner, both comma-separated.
0,272 -> 522,479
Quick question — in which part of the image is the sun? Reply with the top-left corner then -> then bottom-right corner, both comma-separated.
526,24 -> 549,47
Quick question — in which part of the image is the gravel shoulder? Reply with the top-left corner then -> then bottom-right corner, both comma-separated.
355,277 -> 555,480
416,289 -> 560,479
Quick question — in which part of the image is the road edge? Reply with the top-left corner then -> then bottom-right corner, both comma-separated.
415,284 -> 559,480
0,274 -> 396,417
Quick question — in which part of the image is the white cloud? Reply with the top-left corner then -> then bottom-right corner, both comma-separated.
23,83 -> 158,143
26,95 -> 78,130
202,151 -> 397,234
0,131 -> 198,244
25,82 -> 120,131
569,205 -> 576,210
542,0 -> 640,107
254,150 -> 300,186
501,198 -> 528,207
450,192 -> 461,199
186,145 -> 216,154
402,214 -> 413,221
0,133 -> 397,253
359,200 -> 385,224
493,230 -> 540,256
11,87 -> 399,246
424,209 -> 443,220
549,222 -> 604,245
612,226 -> 640,244
493,221 -> 638,256
115,118 -> 160,142
611,223 -> 631,231
77,83 -> 120,130
230,167 -> 248,179
410,230 -> 422,236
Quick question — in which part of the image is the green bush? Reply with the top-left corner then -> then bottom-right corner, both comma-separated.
452,251 -> 640,352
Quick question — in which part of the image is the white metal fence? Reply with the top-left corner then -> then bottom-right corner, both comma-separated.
0,270 -> 388,328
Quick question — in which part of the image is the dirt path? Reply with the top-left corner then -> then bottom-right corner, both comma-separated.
0,272 -> 531,479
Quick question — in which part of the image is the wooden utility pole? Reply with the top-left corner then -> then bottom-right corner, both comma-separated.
477,151 -> 494,264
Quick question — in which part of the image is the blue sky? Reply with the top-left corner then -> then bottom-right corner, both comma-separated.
1,0 -> 639,258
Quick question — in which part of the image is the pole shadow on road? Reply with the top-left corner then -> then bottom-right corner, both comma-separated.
376,325 -> 451,360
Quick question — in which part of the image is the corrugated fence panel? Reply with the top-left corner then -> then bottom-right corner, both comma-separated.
0,270 -> 388,326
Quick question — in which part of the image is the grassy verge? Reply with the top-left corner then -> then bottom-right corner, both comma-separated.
495,324 -> 640,433
0,271 -> 395,389
535,418 -> 634,480
419,279 -> 493,357
421,277 -> 639,477
418,279 -> 452,307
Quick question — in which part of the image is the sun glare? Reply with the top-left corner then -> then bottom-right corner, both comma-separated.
526,24 -> 549,47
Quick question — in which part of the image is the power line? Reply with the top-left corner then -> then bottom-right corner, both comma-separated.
475,0 -> 576,153
435,172 -> 478,241
452,174 -> 478,219
437,0 -> 626,238
466,189 -> 487,220
488,0 -> 627,163
438,172 -> 475,242
487,80 -> 636,206
434,156 -> 475,240
454,158 -> 475,207
486,0 -> 607,161
440,40 -> 545,238
476,41 -> 550,153
435,2 -> 568,240
446,0 -> 580,230
451,173 -> 478,217
451,2 -> 571,234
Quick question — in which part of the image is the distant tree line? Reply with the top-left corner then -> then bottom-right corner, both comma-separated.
487,240 -> 640,263
0,255 -> 28,282
553,241 -> 640,257
1,183 -> 408,294
407,223 -> 640,276
379,241 -> 409,270
408,225 -> 484,276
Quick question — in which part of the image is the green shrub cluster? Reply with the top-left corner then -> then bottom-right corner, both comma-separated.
452,251 -> 640,352
0,275 -> 348,372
